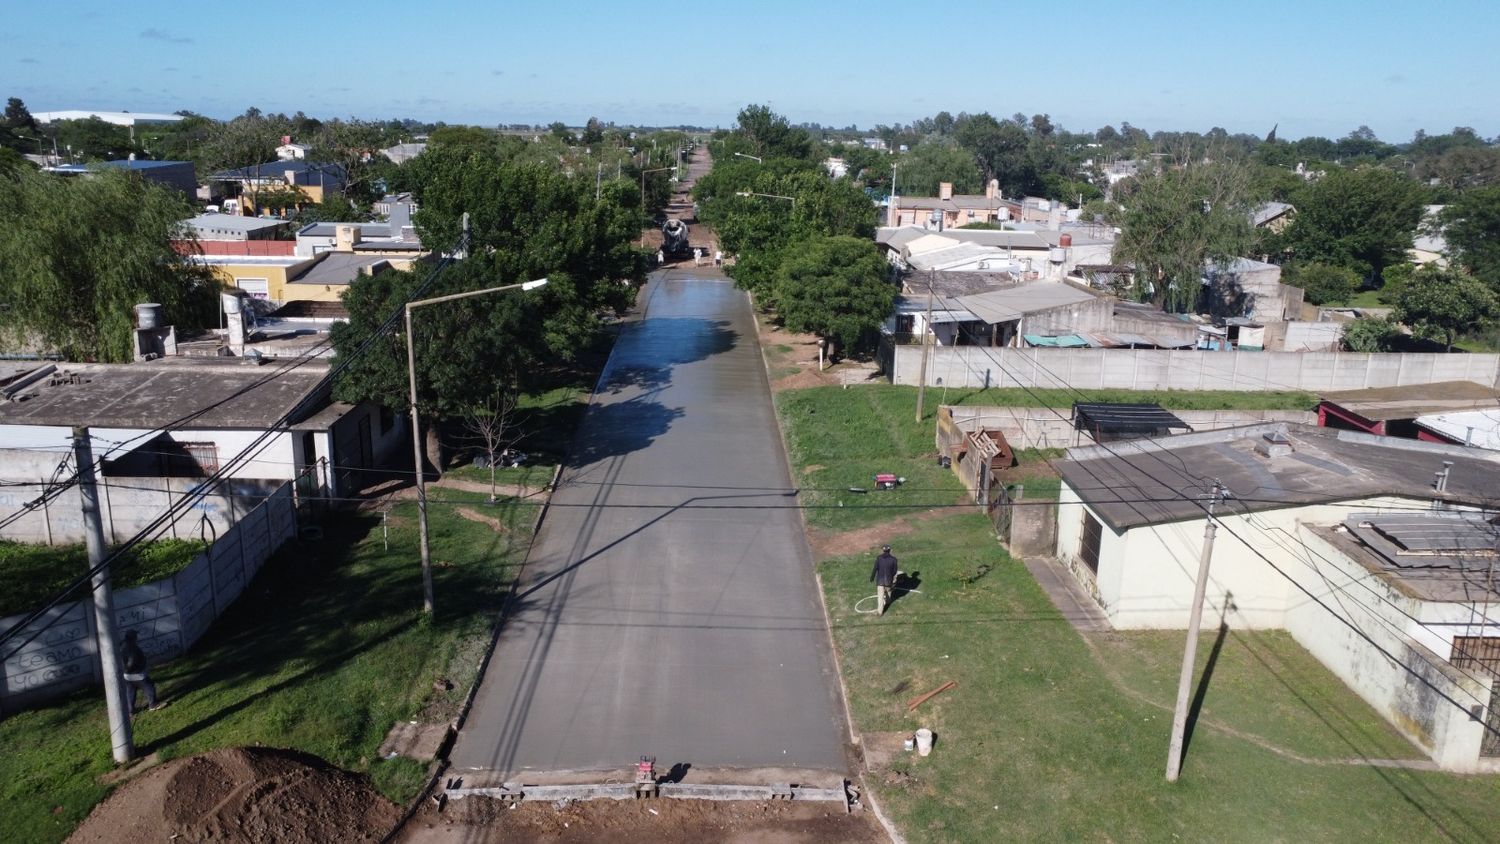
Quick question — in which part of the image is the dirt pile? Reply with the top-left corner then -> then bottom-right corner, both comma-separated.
69,747 -> 402,844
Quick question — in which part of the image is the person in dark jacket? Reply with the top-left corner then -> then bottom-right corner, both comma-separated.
120,630 -> 161,713
871,545 -> 899,615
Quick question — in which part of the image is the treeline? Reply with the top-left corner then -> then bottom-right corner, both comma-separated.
695,105 -> 892,356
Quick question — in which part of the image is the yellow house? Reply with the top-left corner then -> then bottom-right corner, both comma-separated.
212,161 -> 346,217
196,226 -> 431,304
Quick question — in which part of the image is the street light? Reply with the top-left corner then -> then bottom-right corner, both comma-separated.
735,190 -> 796,212
733,152 -> 763,163
405,276 -> 549,615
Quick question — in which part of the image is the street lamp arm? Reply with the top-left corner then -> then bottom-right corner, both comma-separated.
406,278 -> 549,312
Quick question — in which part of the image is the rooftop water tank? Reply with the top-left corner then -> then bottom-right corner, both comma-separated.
135,303 -> 163,329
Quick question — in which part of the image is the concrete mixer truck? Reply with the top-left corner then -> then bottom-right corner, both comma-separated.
661,219 -> 690,256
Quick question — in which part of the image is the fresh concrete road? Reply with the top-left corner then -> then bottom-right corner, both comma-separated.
450,271 -> 848,777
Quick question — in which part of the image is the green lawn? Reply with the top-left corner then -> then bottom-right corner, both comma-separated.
0,539 -> 206,618
778,384 -> 1500,842
776,385 -> 1312,532
0,494 -> 537,843
1324,288 -> 1389,308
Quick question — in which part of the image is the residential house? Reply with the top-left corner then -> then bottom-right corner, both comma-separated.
1204,257 -> 1305,322
295,199 -> 420,257
0,356 -> 404,509
183,212 -> 292,242
211,161 -> 348,216
1416,409 -> 1500,451
1410,205 -> 1450,268
1251,201 -> 1297,233
887,180 -> 1016,229
276,139 -> 311,160
380,142 -> 427,164
194,231 -> 429,305
1054,422 -> 1500,771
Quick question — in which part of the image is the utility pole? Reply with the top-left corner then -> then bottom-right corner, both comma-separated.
75,427 -> 134,764
1166,481 -> 1226,782
914,270 -> 935,422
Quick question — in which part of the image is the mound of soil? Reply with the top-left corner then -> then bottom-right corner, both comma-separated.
69,747 -> 402,844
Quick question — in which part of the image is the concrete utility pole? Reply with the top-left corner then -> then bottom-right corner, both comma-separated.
914,271 -> 935,422
74,426 -> 134,764
1166,481 -> 1227,782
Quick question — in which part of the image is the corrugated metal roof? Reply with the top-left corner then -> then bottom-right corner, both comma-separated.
955,282 -> 1098,324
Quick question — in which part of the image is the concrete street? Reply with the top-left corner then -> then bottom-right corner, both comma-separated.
449,270 -> 848,777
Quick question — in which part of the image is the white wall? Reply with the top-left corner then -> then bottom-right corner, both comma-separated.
889,345 -> 1500,392
0,425 -> 298,482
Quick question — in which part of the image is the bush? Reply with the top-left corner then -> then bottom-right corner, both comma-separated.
1293,263 -> 1361,305
1343,316 -> 1400,352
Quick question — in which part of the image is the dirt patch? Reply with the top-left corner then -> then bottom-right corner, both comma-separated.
807,508 -> 961,560
398,796 -> 884,844
69,747 -> 401,844
455,507 -> 508,533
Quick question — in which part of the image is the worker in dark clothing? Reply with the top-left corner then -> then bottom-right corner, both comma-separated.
120,630 -> 161,714
871,545 -> 899,615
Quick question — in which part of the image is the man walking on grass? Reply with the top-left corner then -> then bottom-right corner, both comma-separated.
120,630 -> 163,714
871,545 -> 898,615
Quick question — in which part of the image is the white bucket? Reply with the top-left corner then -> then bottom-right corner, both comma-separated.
915,728 -> 934,756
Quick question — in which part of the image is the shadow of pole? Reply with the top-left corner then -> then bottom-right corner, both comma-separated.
1181,620 -> 1229,761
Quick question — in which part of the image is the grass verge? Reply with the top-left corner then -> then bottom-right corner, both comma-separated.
0,494 -> 536,843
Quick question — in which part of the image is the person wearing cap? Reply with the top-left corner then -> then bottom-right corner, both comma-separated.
871,545 -> 899,615
120,630 -> 163,713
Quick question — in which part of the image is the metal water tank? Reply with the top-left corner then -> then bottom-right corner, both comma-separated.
220,293 -> 242,314
135,303 -> 163,329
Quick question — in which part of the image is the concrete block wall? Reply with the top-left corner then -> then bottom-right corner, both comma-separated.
0,477 -> 284,545
0,484 -> 295,714
890,345 -> 1500,392
942,405 -> 1317,451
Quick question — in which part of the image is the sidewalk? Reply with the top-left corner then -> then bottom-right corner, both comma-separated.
1021,556 -> 1110,633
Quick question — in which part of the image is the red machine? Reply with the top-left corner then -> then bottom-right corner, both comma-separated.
874,473 -> 904,490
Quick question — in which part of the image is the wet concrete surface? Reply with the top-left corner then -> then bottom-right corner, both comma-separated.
450,269 -> 848,778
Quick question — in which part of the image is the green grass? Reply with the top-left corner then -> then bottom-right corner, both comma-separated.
0,495 -> 536,843
1324,288 -> 1389,308
819,507 -> 1500,843
776,385 -> 1312,532
444,463 -> 558,490
0,539 -> 206,618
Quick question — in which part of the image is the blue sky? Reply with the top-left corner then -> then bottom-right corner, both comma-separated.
6,0 -> 1497,141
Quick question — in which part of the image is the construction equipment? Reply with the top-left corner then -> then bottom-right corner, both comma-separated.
662,219 -> 690,255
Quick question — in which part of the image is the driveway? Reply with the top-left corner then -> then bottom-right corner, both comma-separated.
449,269 -> 848,777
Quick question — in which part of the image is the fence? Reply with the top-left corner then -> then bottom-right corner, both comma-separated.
0,476 -> 285,545
884,343 -> 1500,392
0,482 -> 295,714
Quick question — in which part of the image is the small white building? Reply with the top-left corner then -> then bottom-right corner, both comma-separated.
1054,422 -> 1500,771
276,142 -> 311,161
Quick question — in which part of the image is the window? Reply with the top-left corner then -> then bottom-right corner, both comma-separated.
160,441 -> 218,476
1079,512 -> 1104,574
379,406 -> 395,434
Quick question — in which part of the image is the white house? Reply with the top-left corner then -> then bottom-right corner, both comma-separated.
1054,422 -> 1500,771
276,142 -> 311,161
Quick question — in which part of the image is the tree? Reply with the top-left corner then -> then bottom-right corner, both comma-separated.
580,117 -> 605,146
1290,263 -> 1361,305
0,169 -> 218,361
4,97 -> 36,134
735,104 -> 813,161
772,236 -> 894,354
1342,316 -> 1400,352
896,139 -> 982,196
1284,166 -> 1424,282
461,390 -> 520,502
1111,161 -> 1256,312
547,122 -> 574,144
1440,186 -> 1500,288
1393,266 -> 1500,351
953,113 -> 1029,193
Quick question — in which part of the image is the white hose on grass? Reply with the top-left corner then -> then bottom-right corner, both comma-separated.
854,586 -> 923,615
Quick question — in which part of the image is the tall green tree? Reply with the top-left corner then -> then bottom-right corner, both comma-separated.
1393,266 -> 1500,351
1440,186 -> 1500,288
896,138 -> 982,196
0,169 -> 218,361
734,104 -> 813,161
773,236 -> 894,353
1111,161 -> 1256,312
1283,166 -> 1424,282
1289,263 -> 1361,305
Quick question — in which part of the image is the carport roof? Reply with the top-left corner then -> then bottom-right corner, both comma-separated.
955,282 -> 1098,324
